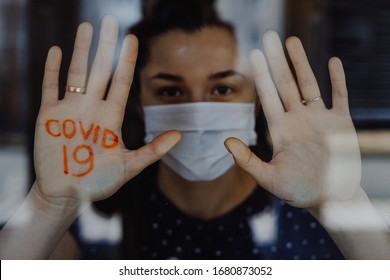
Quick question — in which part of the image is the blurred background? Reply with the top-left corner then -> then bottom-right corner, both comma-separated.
1,0 -> 390,250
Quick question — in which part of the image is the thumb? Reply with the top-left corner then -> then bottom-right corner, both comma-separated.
224,137 -> 274,189
126,130 -> 182,177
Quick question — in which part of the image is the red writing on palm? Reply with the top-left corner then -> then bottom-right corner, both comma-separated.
45,119 -> 119,177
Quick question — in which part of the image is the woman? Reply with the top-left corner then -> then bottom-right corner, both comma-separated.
96,0 -> 342,260
0,0 -> 389,260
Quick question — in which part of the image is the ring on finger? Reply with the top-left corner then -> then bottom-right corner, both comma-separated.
65,85 -> 86,94
302,96 -> 322,105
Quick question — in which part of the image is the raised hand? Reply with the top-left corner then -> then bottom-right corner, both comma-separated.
34,16 -> 181,204
225,31 -> 361,210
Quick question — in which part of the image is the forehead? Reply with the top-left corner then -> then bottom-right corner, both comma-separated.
144,27 -> 238,73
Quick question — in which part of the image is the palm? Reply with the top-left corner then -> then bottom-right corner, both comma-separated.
36,100 -> 122,200
34,16 -> 180,203
268,108 -> 360,208
226,32 -> 361,209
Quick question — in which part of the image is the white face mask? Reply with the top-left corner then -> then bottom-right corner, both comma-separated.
143,102 -> 257,181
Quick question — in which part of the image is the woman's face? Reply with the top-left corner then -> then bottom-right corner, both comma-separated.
140,27 -> 256,106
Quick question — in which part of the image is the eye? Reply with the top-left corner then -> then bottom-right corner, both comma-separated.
157,87 -> 183,97
212,85 -> 234,96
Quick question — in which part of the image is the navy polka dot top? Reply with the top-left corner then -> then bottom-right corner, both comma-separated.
139,184 -> 344,260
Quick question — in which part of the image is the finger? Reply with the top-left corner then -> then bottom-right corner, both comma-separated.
41,46 -> 62,107
250,49 -> 284,127
224,137 -> 274,192
106,35 -> 138,125
286,36 -> 325,109
263,31 -> 301,110
125,131 -> 182,177
329,57 -> 349,114
86,15 -> 119,99
65,22 -> 93,98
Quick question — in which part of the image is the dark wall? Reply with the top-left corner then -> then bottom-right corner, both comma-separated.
27,0 -> 80,185
285,0 -> 390,128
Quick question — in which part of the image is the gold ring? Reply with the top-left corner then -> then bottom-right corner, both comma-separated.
302,96 -> 322,104
65,85 -> 85,93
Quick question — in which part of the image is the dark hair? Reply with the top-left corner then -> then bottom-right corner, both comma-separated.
128,0 -> 235,103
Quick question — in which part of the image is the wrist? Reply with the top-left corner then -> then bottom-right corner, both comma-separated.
30,181 -> 82,223
0,182 -> 82,259
309,186 -> 388,232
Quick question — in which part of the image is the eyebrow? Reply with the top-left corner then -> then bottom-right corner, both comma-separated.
208,70 -> 246,80
150,73 -> 183,82
150,70 -> 246,82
